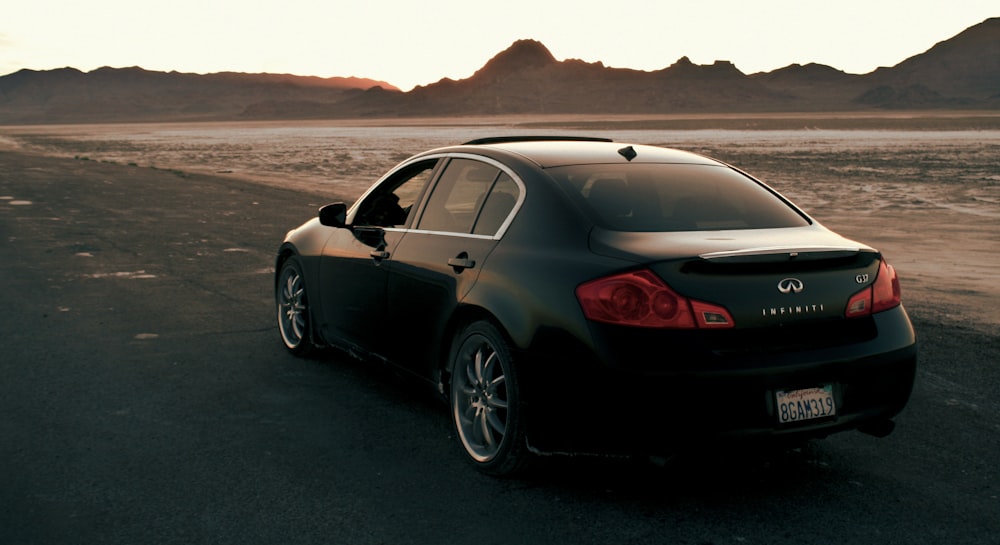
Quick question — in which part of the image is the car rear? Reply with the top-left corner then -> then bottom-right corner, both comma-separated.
522,146 -> 916,455
571,236 -> 916,444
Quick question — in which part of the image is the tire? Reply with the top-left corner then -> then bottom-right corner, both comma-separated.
276,256 -> 316,356
449,320 -> 531,476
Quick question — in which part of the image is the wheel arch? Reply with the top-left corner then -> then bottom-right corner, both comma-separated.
274,245 -> 327,350
274,243 -> 298,288
435,304 -> 520,400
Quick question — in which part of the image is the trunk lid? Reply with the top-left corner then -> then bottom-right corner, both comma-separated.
589,225 -> 881,328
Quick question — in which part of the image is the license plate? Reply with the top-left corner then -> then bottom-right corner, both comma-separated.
775,385 -> 836,424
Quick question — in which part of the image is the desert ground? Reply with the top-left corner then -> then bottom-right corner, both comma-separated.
1,114 -> 998,543
2,113 -> 998,332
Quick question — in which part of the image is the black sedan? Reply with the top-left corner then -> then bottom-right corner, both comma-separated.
275,137 -> 916,475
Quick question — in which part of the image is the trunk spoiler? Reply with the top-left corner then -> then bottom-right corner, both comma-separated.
699,245 -> 867,263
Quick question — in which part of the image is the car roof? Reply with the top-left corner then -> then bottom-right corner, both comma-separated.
457,138 -> 723,169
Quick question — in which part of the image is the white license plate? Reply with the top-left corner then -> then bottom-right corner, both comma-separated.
775,385 -> 836,424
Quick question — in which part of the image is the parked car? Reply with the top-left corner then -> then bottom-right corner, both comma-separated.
275,137 -> 916,475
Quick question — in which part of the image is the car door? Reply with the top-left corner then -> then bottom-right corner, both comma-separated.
317,158 -> 439,354
384,156 -> 522,374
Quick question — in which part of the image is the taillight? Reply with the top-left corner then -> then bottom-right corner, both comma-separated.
576,269 -> 734,329
845,259 -> 901,318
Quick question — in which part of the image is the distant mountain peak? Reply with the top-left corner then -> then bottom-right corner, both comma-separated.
659,56 -> 745,79
476,39 -> 557,76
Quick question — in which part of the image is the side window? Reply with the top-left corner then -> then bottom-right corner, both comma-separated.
354,159 -> 437,228
418,158 -> 501,233
472,173 -> 518,235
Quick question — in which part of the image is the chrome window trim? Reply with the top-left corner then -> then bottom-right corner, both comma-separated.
409,152 -> 525,241
387,227 -> 497,241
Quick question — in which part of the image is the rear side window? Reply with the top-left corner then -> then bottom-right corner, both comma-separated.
550,163 -> 810,232
472,173 -> 518,235
417,158 -> 520,236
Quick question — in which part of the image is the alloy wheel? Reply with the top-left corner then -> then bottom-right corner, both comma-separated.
277,261 -> 308,350
452,332 -> 510,462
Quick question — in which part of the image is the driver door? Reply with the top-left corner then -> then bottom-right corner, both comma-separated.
317,159 -> 439,354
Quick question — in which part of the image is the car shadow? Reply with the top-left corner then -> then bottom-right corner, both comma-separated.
300,347 -> 852,505
504,440 -> 847,506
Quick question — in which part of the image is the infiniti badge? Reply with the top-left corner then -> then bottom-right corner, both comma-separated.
777,278 -> 804,294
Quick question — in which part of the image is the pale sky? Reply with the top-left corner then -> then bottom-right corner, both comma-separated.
1,0 -> 996,91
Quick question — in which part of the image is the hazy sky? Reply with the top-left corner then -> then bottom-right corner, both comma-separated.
2,1 -> 995,91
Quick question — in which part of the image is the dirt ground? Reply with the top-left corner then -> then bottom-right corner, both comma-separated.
2,113 -> 997,334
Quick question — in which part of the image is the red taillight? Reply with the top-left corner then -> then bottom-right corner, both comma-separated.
576,269 -> 734,329
872,262 -> 901,313
845,259 -> 901,318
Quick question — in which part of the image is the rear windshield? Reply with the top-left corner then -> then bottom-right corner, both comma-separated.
549,163 -> 810,232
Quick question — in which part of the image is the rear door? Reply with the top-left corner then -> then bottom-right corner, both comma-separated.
384,156 -> 522,373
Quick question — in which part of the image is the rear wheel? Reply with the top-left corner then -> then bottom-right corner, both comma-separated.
276,256 -> 315,356
449,320 -> 531,476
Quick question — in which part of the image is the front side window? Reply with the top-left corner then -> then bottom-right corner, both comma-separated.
354,159 -> 438,228
550,163 -> 810,232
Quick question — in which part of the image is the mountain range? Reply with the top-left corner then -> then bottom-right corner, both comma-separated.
1,17 -> 997,124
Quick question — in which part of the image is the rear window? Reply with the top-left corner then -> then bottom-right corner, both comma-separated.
549,163 -> 810,232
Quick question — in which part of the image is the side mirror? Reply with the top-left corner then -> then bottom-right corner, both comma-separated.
318,202 -> 348,228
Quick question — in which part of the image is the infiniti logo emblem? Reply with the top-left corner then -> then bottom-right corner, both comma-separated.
777,278 -> 804,294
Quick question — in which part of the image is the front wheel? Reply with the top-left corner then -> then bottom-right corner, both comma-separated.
276,256 -> 316,356
449,320 -> 531,476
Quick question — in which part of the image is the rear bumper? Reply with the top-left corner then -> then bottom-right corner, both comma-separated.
523,306 -> 917,456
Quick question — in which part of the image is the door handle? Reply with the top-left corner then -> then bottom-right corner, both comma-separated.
370,249 -> 390,261
447,253 -> 476,272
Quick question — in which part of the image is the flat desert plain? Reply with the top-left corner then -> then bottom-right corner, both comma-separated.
2,113 -> 998,333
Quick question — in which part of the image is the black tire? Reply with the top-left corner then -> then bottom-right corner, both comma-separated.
276,256 -> 316,356
449,320 -> 531,476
